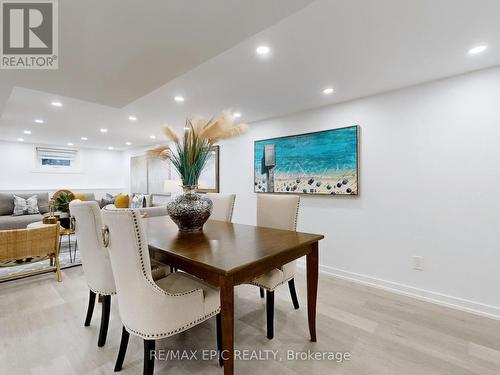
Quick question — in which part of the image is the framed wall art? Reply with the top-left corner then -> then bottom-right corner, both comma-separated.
254,126 -> 359,195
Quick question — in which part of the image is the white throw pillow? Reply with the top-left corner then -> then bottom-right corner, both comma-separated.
13,195 -> 40,216
131,194 -> 145,208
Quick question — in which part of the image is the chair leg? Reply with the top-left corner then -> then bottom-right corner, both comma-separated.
288,278 -> 300,309
97,295 -> 111,347
216,313 -> 223,367
266,290 -> 274,339
114,326 -> 130,372
259,287 -> 264,298
84,290 -> 96,326
54,255 -> 62,282
143,339 -> 156,375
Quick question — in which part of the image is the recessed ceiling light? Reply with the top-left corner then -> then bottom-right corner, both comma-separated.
233,112 -> 242,119
174,96 -> 185,103
81,137 -> 88,141
100,128 -> 108,133
256,45 -> 271,56
323,87 -> 334,95
23,130 -> 32,135
150,135 -> 156,139
468,45 -> 488,55
125,142 -> 132,146
67,142 -> 74,146
51,101 -> 62,107
17,138 -> 24,142
34,119 -> 44,124
128,115 -> 137,121
108,146 -> 114,150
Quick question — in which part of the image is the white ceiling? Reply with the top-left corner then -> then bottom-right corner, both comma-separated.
1,0 -> 500,150
0,0 -> 313,108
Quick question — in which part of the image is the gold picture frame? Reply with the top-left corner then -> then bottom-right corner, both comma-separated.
197,146 -> 220,193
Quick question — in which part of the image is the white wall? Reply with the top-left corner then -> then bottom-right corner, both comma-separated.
220,66 -> 500,317
0,141 -> 126,198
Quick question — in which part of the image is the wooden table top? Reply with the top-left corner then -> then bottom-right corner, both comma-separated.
146,216 -> 324,278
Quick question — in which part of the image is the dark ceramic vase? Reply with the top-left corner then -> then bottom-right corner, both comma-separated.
167,185 -> 213,232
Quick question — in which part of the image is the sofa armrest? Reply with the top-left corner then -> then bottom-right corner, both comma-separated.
139,206 -> 168,218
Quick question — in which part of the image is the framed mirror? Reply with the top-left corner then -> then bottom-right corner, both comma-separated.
198,146 -> 220,193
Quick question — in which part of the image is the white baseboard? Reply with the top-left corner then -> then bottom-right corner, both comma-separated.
297,261 -> 500,321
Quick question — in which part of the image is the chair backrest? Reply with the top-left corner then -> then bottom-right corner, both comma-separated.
0,225 -> 59,262
101,207 -> 205,336
206,193 -> 236,222
257,194 -> 300,231
69,200 -> 116,295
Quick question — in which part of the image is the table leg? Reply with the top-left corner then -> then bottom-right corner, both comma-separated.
306,242 -> 319,342
68,234 -> 72,263
220,275 -> 234,375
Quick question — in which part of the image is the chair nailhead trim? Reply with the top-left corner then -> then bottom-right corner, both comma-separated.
89,287 -> 116,296
293,197 -> 300,231
229,195 -> 236,222
126,210 -> 201,297
122,308 -> 221,339
249,275 -> 295,292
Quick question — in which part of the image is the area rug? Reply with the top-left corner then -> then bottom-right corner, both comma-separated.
0,233 -> 81,282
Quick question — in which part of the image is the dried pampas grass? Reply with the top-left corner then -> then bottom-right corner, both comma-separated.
146,110 -> 247,185
198,111 -> 246,144
146,145 -> 170,160
161,125 -> 179,144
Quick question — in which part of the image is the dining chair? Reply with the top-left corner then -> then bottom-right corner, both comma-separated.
248,194 -> 300,339
101,208 -> 222,375
69,200 -> 168,348
206,193 -> 236,222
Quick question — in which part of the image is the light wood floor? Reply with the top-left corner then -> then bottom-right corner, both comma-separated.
1,266 -> 499,374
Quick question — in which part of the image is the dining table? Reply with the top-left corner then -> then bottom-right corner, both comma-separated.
146,216 -> 324,375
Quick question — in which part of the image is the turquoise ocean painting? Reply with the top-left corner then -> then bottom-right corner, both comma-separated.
254,126 -> 359,195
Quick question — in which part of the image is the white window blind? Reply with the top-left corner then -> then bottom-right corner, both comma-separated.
37,147 -> 78,161
36,146 -> 79,168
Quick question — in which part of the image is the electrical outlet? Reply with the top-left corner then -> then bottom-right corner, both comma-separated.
413,256 -> 424,271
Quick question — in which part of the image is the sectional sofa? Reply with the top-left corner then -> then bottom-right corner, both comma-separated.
0,191 -> 169,230
0,191 -> 95,230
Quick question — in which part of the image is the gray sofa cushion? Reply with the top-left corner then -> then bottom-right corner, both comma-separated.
0,214 -> 44,230
0,193 -> 13,216
0,192 -> 50,215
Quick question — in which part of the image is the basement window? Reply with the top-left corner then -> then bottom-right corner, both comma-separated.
36,146 -> 80,172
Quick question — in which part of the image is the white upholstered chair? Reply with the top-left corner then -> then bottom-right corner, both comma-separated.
206,193 -> 236,222
101,207 -> 222,374
69,200 -> 167,347
249,194 -> 300,339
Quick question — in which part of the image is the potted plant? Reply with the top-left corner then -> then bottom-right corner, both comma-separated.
54,190 -> 74,228
147,111 -> 247,232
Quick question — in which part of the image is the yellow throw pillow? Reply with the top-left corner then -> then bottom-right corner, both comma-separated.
74,194 -> 87,201
114,194 -> 130,209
